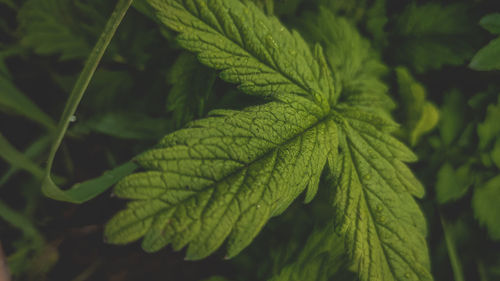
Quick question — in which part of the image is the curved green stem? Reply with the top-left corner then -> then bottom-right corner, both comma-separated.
42,0 -> 136,203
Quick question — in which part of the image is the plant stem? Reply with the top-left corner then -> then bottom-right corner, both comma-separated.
42,0 -> 134,203
440,213 -> 466,281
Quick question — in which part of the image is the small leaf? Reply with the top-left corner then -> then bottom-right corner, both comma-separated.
469,37 -> 500,71
435,162 -> 471,204
478,95 -> 500,149
411,103 -> 439,146
440,90 -> 466,147
479,13 -> 500,34
395,67 -> 439,146
472,175 -> 500,241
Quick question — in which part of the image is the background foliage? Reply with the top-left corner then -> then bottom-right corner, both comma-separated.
0,0 -> 499,280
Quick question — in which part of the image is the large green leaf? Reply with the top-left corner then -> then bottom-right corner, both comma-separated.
105,2 -> 432,281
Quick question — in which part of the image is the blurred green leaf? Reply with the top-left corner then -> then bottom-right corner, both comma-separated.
0,0 -> 16,9
470,37 -> 500,71
365,0 -> 387,47
492,138 -> 500,169
394,2 -> 478,72
132,0 -> 156,19
18,0 -> 105,60
268,224 -> 350,281
166,52 -> 216,128
440,90 -> 466,147
478,94 -> 500,149
440,215 -> 466,281
472,175 -> 500,240
0,199 -> 46,277
0,74 -> 56,130
479,13 -> 500,35
0,135 -> 51,186
435,162 -> 471,204
0,133 -> 45,180
317,0 -> 368,22
395,67 -> 439,146
73,111 -> 170,140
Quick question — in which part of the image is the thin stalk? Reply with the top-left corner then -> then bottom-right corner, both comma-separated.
42,0 -> 134,203
440,213 -> 466,281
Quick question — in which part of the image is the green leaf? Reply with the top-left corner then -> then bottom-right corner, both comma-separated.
299,8 -> 394,113
0,132 -> 45,180
329,107 -> 432,281
366,0 -> 388,47
316,0 -> 368,22
440,90 -> 466,147
105,99 -> 334,259
166,52 -> 216,127
66,161 -> 140,203
492,138 -> 500,170
0,199 -> 46,276
394,2 -> 477,72
0,136 -> 52,186
0,0 -> 16,9
395,67 -> 439,146
478,94 -> 500,149
472,175 -> 500,240
105,0 -> 337,260
435,163 -> 471,204
106,2 -> 432,281
250,0 -> 274,15
147,0 -> 332,108
479,13 -> 500,35
18,0 -> 104,60
0,74 -> 56,131
469,37 -> 500,71
72,111 -> 171,140
268,223 -> 348,281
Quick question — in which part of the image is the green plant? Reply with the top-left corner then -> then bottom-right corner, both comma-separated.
1,0 -> 499,281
